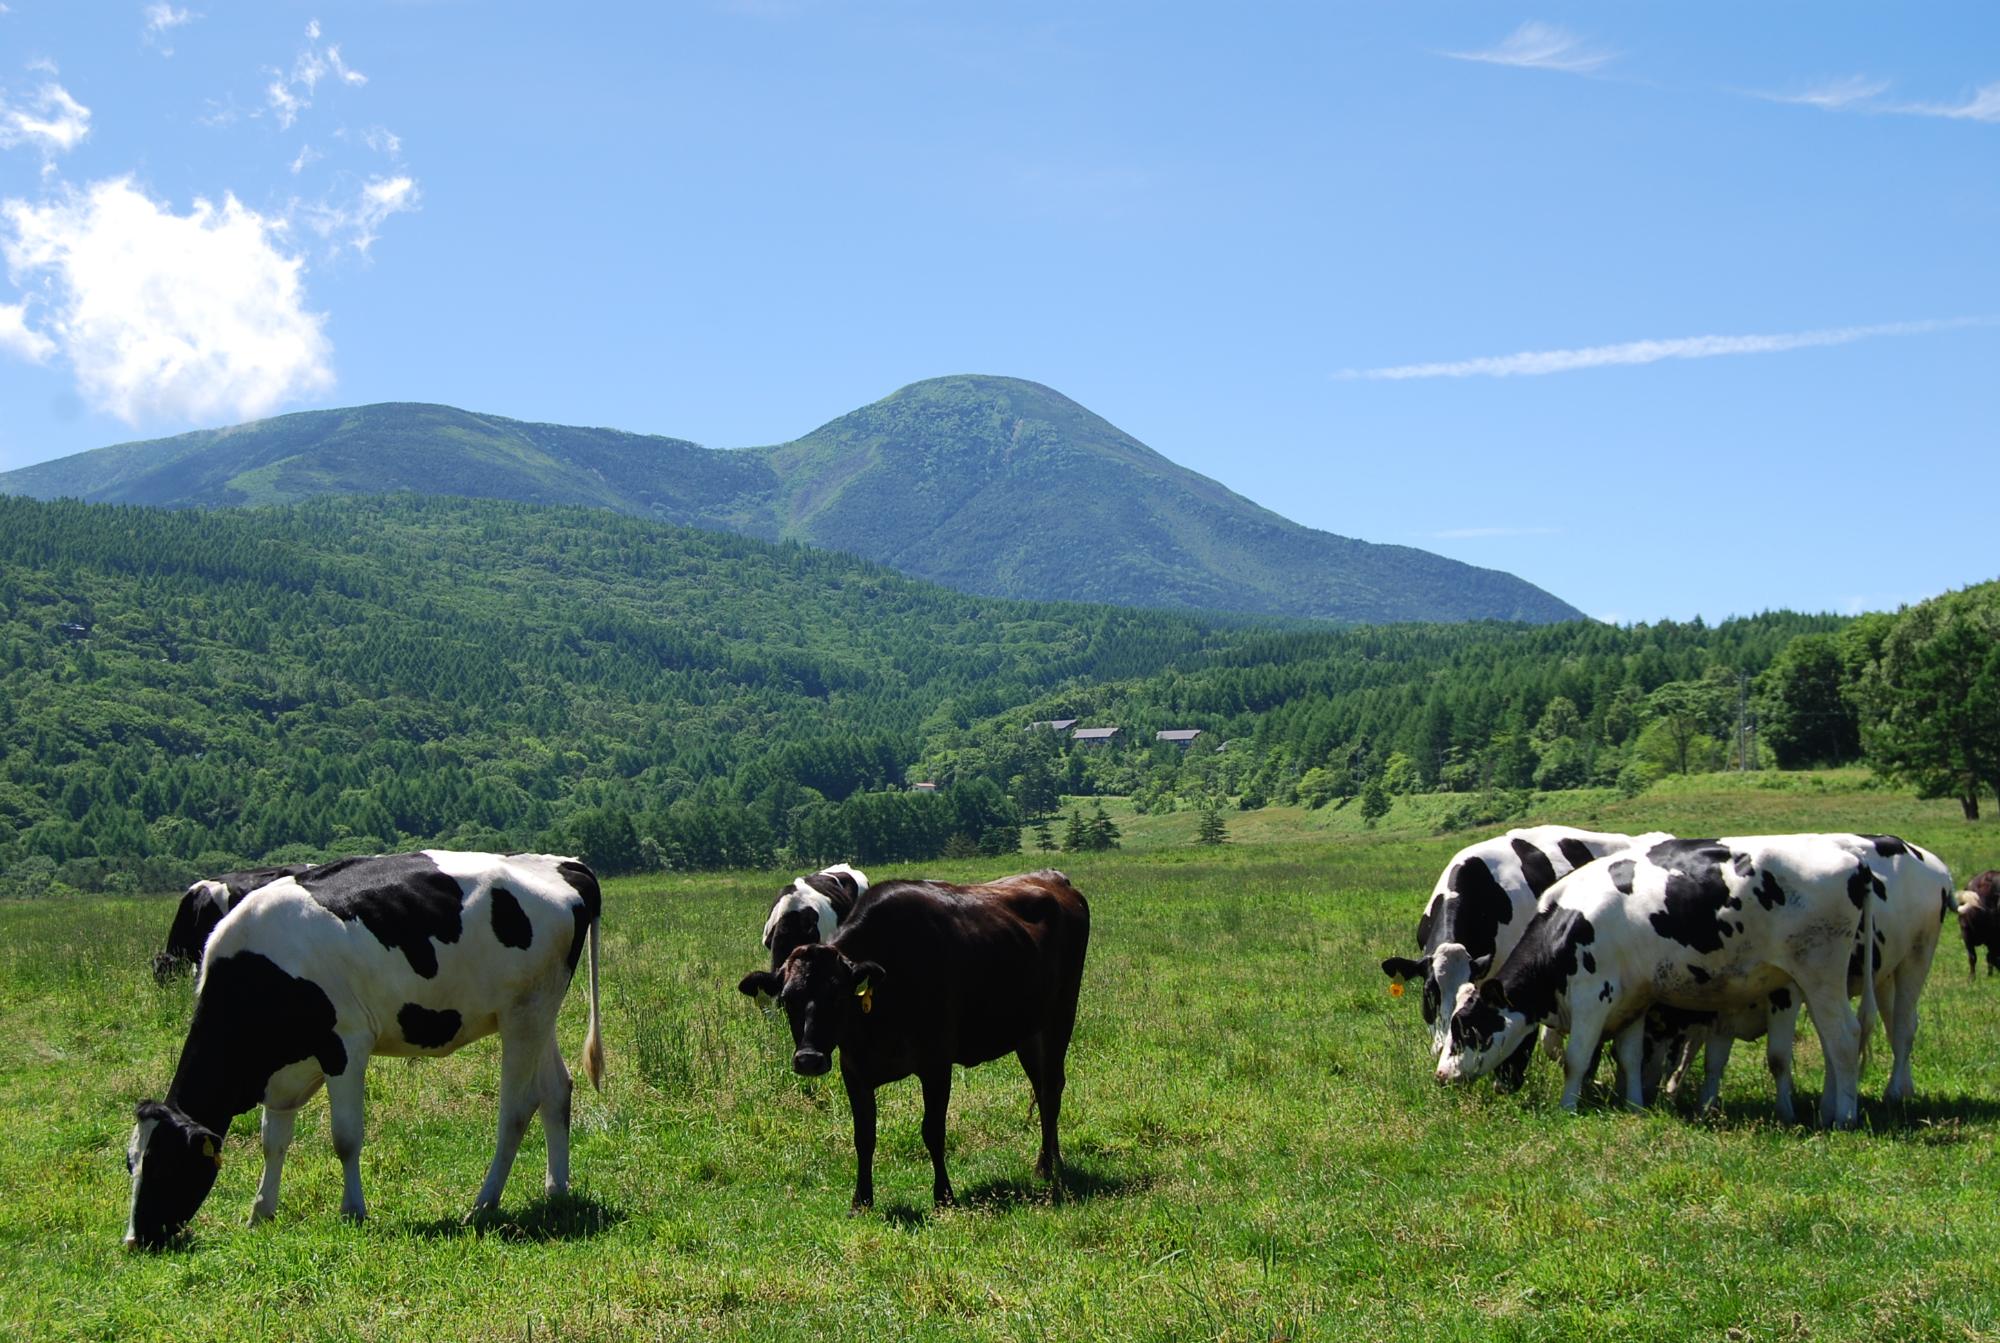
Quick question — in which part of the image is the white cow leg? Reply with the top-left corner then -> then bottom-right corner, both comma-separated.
1612,1019 -> 1647,1110
325,1053 -> 372,1222
1884,966 -> 1924,1103
537,1039 -> 574,1197
471,1024 -> 545,1215
1698,1036 -> 1735,1114
1766,1004 -> 1798,1123
249,1106 -> 299,1225
1559,1013 -> 1606,1111
1801,983 -> 1861,1128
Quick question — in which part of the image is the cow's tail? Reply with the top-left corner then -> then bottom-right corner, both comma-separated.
582,914 -> 605,1091
1856,893 -> 1879,1073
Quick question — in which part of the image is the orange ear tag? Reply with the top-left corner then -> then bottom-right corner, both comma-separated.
201,1137 -> 221,1169
856,982 -> 874,1014
1388,981 -> 1405,998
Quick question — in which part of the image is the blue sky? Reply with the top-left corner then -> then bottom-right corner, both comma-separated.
1,3 -> 1995,623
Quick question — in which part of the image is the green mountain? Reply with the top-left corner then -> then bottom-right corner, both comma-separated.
0,375 -> 1582,624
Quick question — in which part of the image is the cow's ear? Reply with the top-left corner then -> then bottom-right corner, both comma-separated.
738,970 -> 782,999
850,960 -> 886,989
1477,978 -> 1508,1007
1469,953 -> 1494,980
1381,956 -> 1425,983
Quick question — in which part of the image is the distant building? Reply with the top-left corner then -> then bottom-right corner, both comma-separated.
1156,729 -> 1203,747
1071,726 -> 1119,746
911,781 -> 939,792
56,621 -> 91,640
1027,718 -> 1079,732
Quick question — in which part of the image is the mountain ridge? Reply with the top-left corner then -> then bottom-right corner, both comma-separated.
0,374 -> 1583,624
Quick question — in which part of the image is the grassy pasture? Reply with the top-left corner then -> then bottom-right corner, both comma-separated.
2,773 -> 1998,1341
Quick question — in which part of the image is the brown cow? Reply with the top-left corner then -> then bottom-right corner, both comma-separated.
737,869 -> 1089,1210
1960,870 -> 2000,978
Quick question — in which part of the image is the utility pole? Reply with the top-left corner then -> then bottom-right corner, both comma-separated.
1736,672 -> 1749,771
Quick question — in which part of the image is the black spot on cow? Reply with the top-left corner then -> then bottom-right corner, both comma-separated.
1510,838 -> 1560,898
1580,949 -> 1596,974
1598,981 -> 1613,1002
1769,986 -> 1792,1010
1608,859 -> 1637,896
1645,842 -> 1738,953
1862,835 -> 1909,858
1414,897 -> 1437,952
1846,862 -> 1886,910
1755,871 -> 1786,911
1556,837 -> 1598,871
298,853 -> 464,979
397,1003 -> 462,1049
1732,851 -> 1755,878
1432,857 -> 1513,957
490,887 -> 534,950
557,860 -> 603,976
1941,886 -> 1954,924
168,951 -> 348,1122
1688,965 -> 1711,984
1490,907 -> 1596,1024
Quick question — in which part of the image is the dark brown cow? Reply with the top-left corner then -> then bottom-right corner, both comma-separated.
152,865 -> 314,982
1961,870 -> 2000,978
737,869 -> 1089,1210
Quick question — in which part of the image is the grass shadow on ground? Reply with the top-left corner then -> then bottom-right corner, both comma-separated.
407,1190 -> 626,1243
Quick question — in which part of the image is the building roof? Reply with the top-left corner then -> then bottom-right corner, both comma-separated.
1156,729 -> 1203,742
1027,718 -> 1079,731
1071,726 -> 1120,741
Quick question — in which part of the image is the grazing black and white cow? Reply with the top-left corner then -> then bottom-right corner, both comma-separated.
761,864 -> 868,970
1958,870 -> 1999,978
737,869 -> 1089,1210
1381,826 -> 1665,1086
1437,834 -> 1952,1127
125,851 -> 604,1249
153,865 -> 314,982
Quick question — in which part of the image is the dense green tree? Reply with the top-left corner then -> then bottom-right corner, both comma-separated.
1359,777 -> 1391,828
1195,807 -> 1228,846
1855,583 -> 2000,818
1756,634 -> 1862,768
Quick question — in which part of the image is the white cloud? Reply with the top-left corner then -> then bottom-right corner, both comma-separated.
1,177 -> 333,424
265,19 -> 366,128
1751,75 -> 1890,111
363,126 -> 402,158
288,143 -> 321,175
1336,317 -> 1994,381
0,299 -> 54,361
143,3 -> 197,53
297,174 -> 419,255
0,81 -> 92,170
1440,22 -> 1614,76
1897,83 -> 2000,124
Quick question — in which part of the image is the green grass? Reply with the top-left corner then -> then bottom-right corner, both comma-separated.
3,773 -> 1998,1341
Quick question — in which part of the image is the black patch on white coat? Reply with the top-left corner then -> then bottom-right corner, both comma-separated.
298,854 -> 465,979
1580,949 -> 1597,974
1608,860 -> 1637,896
490,887 -> 534,949
1847,862 -> 1885,911
1556,838 -> 1598,871
1687,965 -> 1711,984
1414,896 -> 1437,952
1769,986 -> 1792,1010
1435,857 -> 1513,956
1755,871 -> 1786,911
1490,906 -> 1596,1025
397,1003 -> 463,1049
558,860 -> 602,976
1510,839 -> 1559,898
1643,841 -> 1739,953
172,952 -> 348,1120
1862,835 -> 1909,858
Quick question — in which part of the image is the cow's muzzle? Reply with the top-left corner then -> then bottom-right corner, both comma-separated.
792,1048 -> 831,1076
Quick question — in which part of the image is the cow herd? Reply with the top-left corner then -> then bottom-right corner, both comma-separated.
125,833 -> 1990,1250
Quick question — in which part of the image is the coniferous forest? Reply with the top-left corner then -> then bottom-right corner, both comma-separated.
2,493 -> 1991,894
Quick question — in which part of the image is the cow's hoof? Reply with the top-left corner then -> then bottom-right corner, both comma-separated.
247,1204 -> 275,1227
463,1203 -> 501,1229
339,1206 -> 366,1225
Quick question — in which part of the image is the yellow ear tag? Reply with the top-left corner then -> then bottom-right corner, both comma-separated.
201,1138 -> 220,1169
856,982 -> 874,1014
1389,981 -> 1405,998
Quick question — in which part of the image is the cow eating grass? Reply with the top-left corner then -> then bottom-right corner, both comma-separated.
152,865 -> 313,983
125,851 -> 604,1249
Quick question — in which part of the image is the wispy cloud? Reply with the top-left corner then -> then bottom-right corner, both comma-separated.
1750,75 -> 1889,111
295,175 -> 419,255
1896,83 -> 2000,124
1337,317 -> 1995,381
1440,22 -> 1614,76
0,80 -> 92,175
265,18 -> 367,129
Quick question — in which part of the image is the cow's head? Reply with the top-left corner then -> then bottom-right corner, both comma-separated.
760,865 -> 868,971
1382,943 -> 1488,1050
124,1100 -> 223,1250
738,943 -> 884,1076
1436,978 -> 1532,1084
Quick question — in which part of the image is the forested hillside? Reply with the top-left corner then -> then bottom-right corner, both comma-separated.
0,376 -> 1582,625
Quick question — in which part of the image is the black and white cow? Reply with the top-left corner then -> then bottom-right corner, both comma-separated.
125,851 -> 604,1249
1437,834 -> 1953,1127
153,865 -> 314,982
761,864 -> 868,970
1381,826 -> 1666,1085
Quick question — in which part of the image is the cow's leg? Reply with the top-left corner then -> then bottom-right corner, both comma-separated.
249,1106 -> 299,1225
324,1045 -> 373,1222
1560,1011 -> 1606,1111
843,1065 -> 877,1211
1800,980 -> 1861,1128
537,1039 -> 574,1197
1697,1036 -> 1734,1114
471,1022 -> 547,1216
1766,1003 -> 1798,1124
1612,1019 -> 1646,1110
1016,1035 -> 1058,1181
1884,963 -> 1926,1103
1494,1027 -> 1538,1094
920,1065 -> 954,1207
